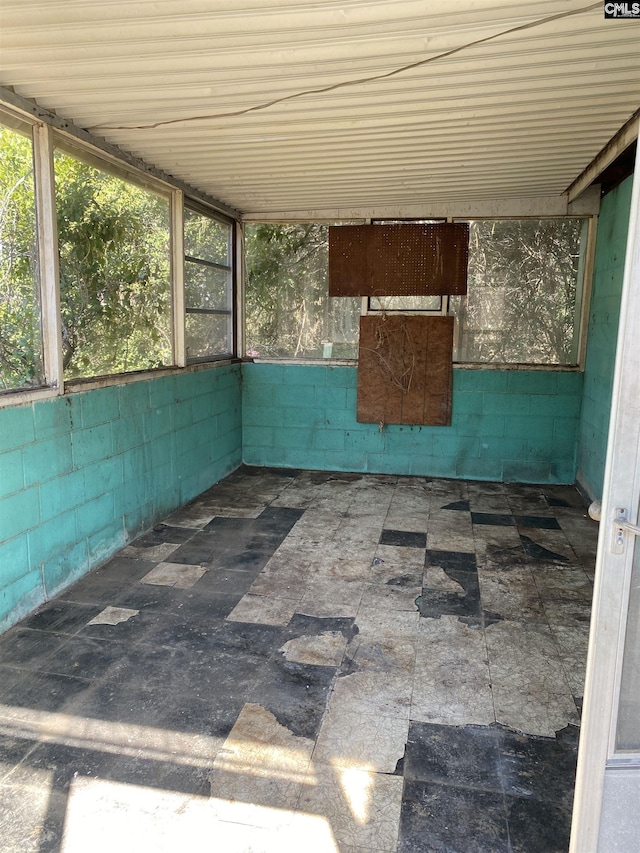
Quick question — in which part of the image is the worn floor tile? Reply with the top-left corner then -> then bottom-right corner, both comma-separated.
486,621 -> 579,736
227,593 -> 298,626
412,616 -> 495,726
314,708 -> 409,772
140,562 -> 208,589
209,703 -> 314,810
298,761 -> 404,851
398,779 -> 510,853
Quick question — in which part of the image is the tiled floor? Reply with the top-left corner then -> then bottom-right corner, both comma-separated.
0,468 -> 598,853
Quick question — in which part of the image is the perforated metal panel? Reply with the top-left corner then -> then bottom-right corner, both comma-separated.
357,315 -> 453,426
329,223 -> 469,297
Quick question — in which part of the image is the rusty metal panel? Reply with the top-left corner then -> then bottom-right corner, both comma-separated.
329,223 -> 468,297
357,315 -> 453,426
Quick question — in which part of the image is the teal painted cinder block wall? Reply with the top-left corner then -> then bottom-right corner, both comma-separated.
0,364 -> 242,631
576,175 -> 634,501
242,363 -> 583,483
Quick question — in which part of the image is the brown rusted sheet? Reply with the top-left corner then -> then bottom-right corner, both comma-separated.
357,315 -> 453,426
329,223 -> 469,297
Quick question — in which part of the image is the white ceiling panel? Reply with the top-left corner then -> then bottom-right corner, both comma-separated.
0,0 -> 638,216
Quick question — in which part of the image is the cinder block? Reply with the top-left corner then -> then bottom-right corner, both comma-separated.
72,422 -> 113,468
0,571 -> 45,633
23,435 -> 73,485
28,508 -> 77,567
507,371 -> 559,395
283,448 -> 326,469
326,366 -> 357,388
242,384 -> 274,407
482,392 -> 531,416
111,416 -> 145,454
0,448 -> 24,498
80,386 -> 120,428
76,493 -> 115,540
33,396 -> 71,440
42,541 -> 89,598
503,460 -> 551,483
88,518 -> 126,565
456,456 -> 503,480
0,404 -> 35,452
0,534 -> 30,587
315,386 -> 346,409
118,381 -> 150,415
0,488 -> 40,540
40,470 -> 86,521
455,369 -> 509,393
272,384 -> 316,408
149,374 -> 177,409
452,393 -> 484,414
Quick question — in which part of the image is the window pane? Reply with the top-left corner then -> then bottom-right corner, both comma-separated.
54,148 -> 172,380
451,219 -> 585,364
0,123 -> 44,391
184,208 -> 230,266
184,208 -> 233,360
185,313 -> 231,360
185,261 -> 230,311
245,223 -> 360,359
369,295 -> 442,311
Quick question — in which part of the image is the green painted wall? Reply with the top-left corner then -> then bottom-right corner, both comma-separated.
242,363 -> 582,483
0,364 -> 241,631
577,176 -> 634,501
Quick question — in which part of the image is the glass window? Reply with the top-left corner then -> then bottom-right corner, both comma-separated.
245,223 -> 360,359
368,295 -> 443,312
54,144 -> 172,380
0,119 -> 44,392
184,207 -> 233,360
450,218 -> 588,365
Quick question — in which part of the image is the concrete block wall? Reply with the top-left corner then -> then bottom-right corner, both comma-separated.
242,363 -> 583,483
0,364 -> 241,631
576,175 -> 634,501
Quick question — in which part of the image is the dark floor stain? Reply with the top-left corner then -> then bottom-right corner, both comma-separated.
386,573 -> 423,588
516,515 -> 562,530
441,499 -> 471,511
380,529 -> 427,548
520,535 -> 570,563
471,512 -> 515,527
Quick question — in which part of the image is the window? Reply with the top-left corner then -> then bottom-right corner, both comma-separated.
245,223 -> 360,359
0,117 -> 43,391
184,206 -> 233,361
450,218 -> 588,365
54,142 -> 172,380
368,295 -> 444,312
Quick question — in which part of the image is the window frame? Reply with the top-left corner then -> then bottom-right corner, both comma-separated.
0,99 -> 241,408
183,200 -> 236,365
450,215 -> 594,368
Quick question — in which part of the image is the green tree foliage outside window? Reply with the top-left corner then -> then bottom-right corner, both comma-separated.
0,124 -> 43,391
54,149 -> 172,380
245,223 -> 360,359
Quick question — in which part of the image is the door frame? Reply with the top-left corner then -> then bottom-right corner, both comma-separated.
570,131 -> 640,851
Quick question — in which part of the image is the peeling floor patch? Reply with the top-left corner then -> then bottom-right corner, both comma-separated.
140,563 -> 207,589
86,606 -> 139,626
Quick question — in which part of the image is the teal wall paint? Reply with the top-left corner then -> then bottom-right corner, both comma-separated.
242,363 -> 582,483
0,364 -> 241,631
576,176 -> 634,501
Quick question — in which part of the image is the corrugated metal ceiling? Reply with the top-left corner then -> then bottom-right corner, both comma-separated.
0,0 -> 638,216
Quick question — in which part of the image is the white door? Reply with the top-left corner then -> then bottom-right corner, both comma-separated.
570,134 -> 640,852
